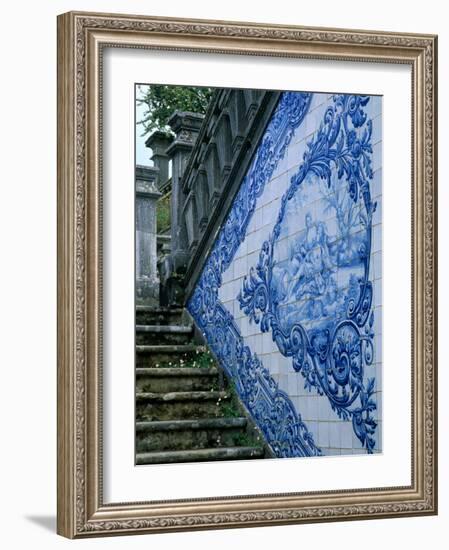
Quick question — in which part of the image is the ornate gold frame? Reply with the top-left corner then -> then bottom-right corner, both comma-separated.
57,11 -> 438,538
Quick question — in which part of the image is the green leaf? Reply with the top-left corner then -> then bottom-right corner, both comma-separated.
137,84 -> 214,136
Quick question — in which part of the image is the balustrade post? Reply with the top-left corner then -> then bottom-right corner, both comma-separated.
135,165 -> 162,306
159,111 -> 203,306
145,130 -> 173,190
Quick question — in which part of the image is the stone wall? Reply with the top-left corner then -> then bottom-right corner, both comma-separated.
188,91 -> 382,458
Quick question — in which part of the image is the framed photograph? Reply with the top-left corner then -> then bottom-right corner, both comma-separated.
57,11 -> 438,538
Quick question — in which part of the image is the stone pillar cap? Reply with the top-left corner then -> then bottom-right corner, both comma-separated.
165,112 -> 205,156
136,183 -> 162,198
167,111 -> 205,134
136,165 -> 162,198
145,130 -> 174,151
136,164 -> 159,181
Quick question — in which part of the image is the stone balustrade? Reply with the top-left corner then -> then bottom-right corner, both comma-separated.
159,89 -> 280,303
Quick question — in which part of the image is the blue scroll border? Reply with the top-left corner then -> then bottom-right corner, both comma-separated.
238,94 -> 379,453
188,92 -> 323,457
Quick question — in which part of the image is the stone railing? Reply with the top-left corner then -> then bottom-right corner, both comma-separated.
159,89 -> 281,303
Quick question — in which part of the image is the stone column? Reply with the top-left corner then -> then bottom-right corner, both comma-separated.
135,165 -> 162,306
166,111 -> 204,275
145,131 -> 173,189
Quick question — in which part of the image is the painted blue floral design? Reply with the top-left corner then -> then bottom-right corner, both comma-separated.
238,94 -> 378,453
188,92 -> 322,457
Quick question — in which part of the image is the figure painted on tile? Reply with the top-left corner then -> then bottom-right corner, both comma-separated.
288,213 -> 335,302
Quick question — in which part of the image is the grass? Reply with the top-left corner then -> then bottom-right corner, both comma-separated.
152,347 -> 217,369
156,193 -> 171,234
218,380 -> 245,418
233,431 -> 262,448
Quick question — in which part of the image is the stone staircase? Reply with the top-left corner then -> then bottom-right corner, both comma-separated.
135,306 -> 268,465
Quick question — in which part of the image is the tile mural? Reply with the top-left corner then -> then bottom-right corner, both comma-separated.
188,91 -> 382,458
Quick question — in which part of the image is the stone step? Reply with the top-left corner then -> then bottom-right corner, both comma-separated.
137,367 -> 218,376
136,367 -> 220,393
136,324 -> 193,334
136,417 -> 248,452
136,445 -> 265,465
136,390 -> 230,421
136,306 -> 184,326
136,324 -> 193,345
136,344 -> 198,353
135,344 -> 202,367
134,307 -> 270,463
136,390 -> 228,401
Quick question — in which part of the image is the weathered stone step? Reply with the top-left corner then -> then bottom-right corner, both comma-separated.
136,306 -> 184,326
137,367 -> 218,376
136,367 -> 219,392
134,306 -> 271,462
136,445 -> 265,464
136,325 -> 193,334
136,324 -> 192,334
136,344 -> 198,353
136,390 -> 228,402
136,417 -> 248,452
137,417 -> 246,431
135,344 -> 203,367
136,390 -> 230,421
136,324 -> 193,345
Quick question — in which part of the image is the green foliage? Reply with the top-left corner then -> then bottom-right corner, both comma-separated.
233,431 -> 260,447
153,347 -> 216,369
137,84 -> 213,136
219,381 -> 241,418
219,401 -> 241,418
157,193 -> 171,233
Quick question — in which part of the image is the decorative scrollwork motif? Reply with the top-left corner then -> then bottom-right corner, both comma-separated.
188,92 -> 321,457
189,296 -> 321,457
238,94 -> 379,453
205,92 -> 312,280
